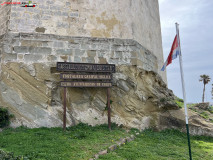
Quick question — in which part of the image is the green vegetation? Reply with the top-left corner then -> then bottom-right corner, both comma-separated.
0,107 -> 14,128
188,104 -> 213,123
208,106 -> 213,114
0,124 -> 213,160
0,123 -> 132,160
175,97 -> 184,108
200,111 -> 209,119
99,129 -> 213,160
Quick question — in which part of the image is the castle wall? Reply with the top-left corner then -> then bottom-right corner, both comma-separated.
8,0 -> 166,82
0,0 -> 11,36
1,33 -> 158,73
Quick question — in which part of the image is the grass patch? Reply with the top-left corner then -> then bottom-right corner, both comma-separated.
99,129 -> 213,160
200,112 -> 209,119
0,123 -> 132,160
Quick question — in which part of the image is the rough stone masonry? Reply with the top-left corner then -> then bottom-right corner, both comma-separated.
1,0 -> 212,136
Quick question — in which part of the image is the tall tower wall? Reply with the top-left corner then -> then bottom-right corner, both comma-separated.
7,0 -> 166,82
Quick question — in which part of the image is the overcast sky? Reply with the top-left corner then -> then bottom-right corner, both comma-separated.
159,0 -> 213,103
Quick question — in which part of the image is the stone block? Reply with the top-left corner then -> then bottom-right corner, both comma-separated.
131,58 -> 137,66
75,49 -> 85,56
11,39 -> 20,46
61,12 -> 68,16
114,51 -> 123,58
17,54 -> 24,60
56,49 -> 73,55
85,57 -> 95,63
3,54 -> 17,62
98,57 -> 107,64
47,55 -> 57,61
112,45 -> 126,52
87,50 -> 96,57
68,43 -> 80,49
46,0 -> 54,5
21,40 -> 43,47
60,55 -> 68,61
130,51 -> 138,58
137,59 -> 143,67
66,2 -> 71,6
54,11 -> 61,16
3,44 -> 12,53
70,12 -> 79,17
97,51 -> 106,57
98,44 -> 110,51
25,54 -> 43,61
57,22 -> 69,28
108,58 -> 119,64
113,39 -> 124,45
29,47 -> 52,54
50,5 -> 61,10
41,15 -> 51,20
53,41 -> 64,48
81,44 -> 90,50
39,5 -> 49,10
14,46 -> 28,53
74,56 -> 81,62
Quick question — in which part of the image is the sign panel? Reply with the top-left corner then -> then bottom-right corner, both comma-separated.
60,73 -> 112,80
57,62 -> 115,73
60,81 -> 112,88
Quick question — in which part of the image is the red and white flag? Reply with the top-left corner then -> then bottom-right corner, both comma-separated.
161,35 -> 180,71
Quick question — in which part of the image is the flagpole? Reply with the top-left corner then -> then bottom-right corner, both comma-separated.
175,23 -> 192,160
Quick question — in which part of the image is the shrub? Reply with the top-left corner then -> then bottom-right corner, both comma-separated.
0,107 -> 10,128
0,107 -> 14,128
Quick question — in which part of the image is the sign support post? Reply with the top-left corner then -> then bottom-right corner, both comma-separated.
107,88 -> 111,131
63,87 -> 67,131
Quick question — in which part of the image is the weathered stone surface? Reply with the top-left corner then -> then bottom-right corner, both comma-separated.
194,103 -> 210,110
158,108 -> 213,137
1,33 -> 158,73
0,62 -> 175,129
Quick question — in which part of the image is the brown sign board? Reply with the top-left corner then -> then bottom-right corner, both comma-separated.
57,62 -> 115,73
60,81 -> 112,88
60,73 -> 112,80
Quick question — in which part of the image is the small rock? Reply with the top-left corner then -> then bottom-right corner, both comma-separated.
108,144 -> 117,151
130,135 -> 135,139
98,149 -> 107,155
116,141 -> 122,146
126,137 -> 132,142
94,154 -> 99,159
89,159 -> 93,160
136,133 -> 139,135
120,138 -> 126,144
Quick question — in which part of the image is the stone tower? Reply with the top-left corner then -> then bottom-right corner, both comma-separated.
0,0 -> 172,129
